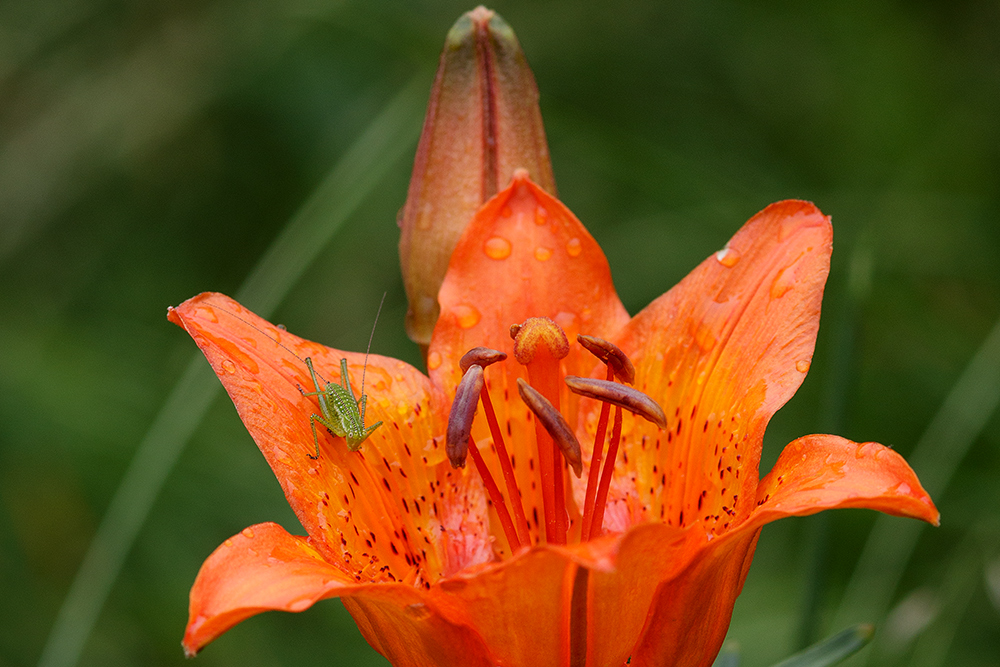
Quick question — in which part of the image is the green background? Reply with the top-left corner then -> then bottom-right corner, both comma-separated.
1,1 -> 998,665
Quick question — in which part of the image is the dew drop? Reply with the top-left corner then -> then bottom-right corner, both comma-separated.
224,538 -> 234,548
484,236 -> 512,260
308,467 -> 319,476
242,527 -> 255,539
534,207 -> 549,226
397,402 -> 410,417
693,323 -> 717,352
453,303 -> 481,329
895,482 -> 912,495
427,351 -> 442,370
221,359 -> 236,374
715,246 -> 741,267
770,267 -> 794,299
795,359 -> 811,373
565,237 -> 582,257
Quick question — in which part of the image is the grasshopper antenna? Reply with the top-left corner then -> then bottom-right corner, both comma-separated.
360,292 -> 387,401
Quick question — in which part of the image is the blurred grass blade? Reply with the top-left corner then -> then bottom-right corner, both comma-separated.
712,643 -> 741,667
37,71 -> 428,667
833,313 -> 1000,647
770,625 -> 874,667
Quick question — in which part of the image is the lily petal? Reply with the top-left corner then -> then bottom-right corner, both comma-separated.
430,171 -> 629,395
183,522 -> 363,655
749,434 -> 940,527
606,200 -> 832,533
627,528 -> 760,667
626,434 -> 938,666
428,172 -> 629,546
169,293 -> 492,584
184,522 -> 496,667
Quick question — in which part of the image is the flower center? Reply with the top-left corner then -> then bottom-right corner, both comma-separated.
446,317 -> 665,554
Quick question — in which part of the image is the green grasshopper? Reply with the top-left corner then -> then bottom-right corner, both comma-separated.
301,293 -> 386,458
302,356 -> 383,457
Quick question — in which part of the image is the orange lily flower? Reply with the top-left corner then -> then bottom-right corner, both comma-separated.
169,171 -> 938,666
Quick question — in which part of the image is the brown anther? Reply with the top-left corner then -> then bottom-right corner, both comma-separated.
511,317 -> 569,365
577,334 -> 636,384
459,347 -> 507,373
565,376 -> 667,429
517,378 -> 583,477
446,365 -> 484,468
509,323 -> 521,340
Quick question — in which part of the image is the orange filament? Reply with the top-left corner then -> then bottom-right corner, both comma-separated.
479,382 -> 531,546
466,433 -> 522,552
580,364 -> 615,542
590,405 -> 623,538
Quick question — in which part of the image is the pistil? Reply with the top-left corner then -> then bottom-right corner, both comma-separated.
512,317 -> 571,544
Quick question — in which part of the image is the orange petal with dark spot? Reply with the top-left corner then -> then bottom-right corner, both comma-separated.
605,200 -> 832,534
169,292 -> 492,584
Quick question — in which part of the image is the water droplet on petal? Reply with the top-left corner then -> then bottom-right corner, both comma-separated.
427,351 -> 442,370
715,246 -> 741,267
242,527 -> 255,539
795,359 -> 811,373
895,482 -> 912,495
221,359 -> 236,374
535,246 -> 552,261
534,207 -> 549,226
224,538 -> 234,548
308,467 -> 319,476
397,402 -> 410,417
566,237 -> 582,257
453,304 -> 481,329
770,267 -> 794,298
484,236 -> 512,260
693,323 -> 717,352
406,603 -> 430,619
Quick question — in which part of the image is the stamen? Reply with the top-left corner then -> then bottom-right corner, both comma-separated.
576,334 -> 635,384
580,365 -> 614,542
565,376 -> 667,428
590,405 -> 623,538
460,347 -> 530,545
517,379 -> 583,477
460,347 -> 507,372
447,364 -> 522,551
478,378 -> 532,546
446,365 -> 483,468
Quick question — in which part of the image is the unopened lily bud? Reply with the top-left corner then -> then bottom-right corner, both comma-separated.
399,6 -> 557,348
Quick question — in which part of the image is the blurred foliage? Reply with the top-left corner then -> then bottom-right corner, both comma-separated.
1,0 -> 998,666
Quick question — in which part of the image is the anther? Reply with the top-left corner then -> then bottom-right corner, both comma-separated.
565,376 -> 667,428
577,334 -> 635,384
446,364 -> 484,467
517,378 -> 583,476
459,347 -> 507,373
